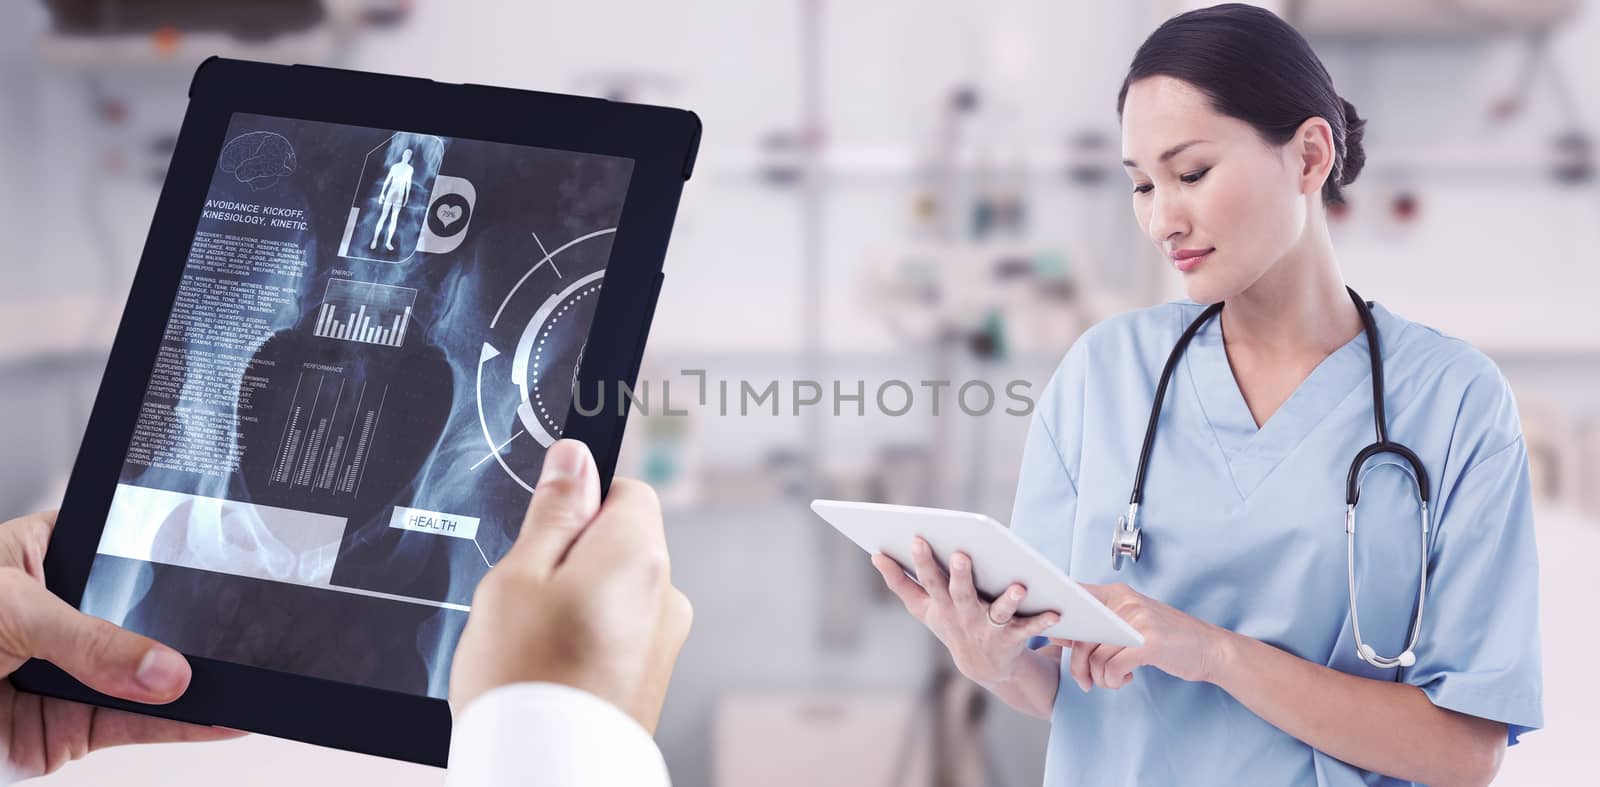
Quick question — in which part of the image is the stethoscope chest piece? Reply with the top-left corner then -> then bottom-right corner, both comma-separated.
1111,503 -> 1142,571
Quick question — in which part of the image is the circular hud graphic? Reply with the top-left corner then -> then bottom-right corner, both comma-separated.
474,229 -> 613,493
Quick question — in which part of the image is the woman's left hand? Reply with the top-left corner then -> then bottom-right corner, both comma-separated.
1050,582 -> 1232,692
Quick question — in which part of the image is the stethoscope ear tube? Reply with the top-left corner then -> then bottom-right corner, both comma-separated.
1128,302 -> 1224,508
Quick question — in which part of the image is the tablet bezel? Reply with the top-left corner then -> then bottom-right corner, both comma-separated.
10,57 -> 699,767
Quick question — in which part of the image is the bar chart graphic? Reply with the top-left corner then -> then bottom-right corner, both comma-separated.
313,279 -> 417,349
268,371 -> 389,499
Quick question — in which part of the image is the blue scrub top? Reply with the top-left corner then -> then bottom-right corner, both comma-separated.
1010,300 -> 1543,787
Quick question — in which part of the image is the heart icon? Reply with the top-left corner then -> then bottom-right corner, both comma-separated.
436,204 -> 463,226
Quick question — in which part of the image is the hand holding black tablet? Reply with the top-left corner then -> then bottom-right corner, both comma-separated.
0,510 -> 245,782
450,439 -> 691,735
11,58 -> 699,766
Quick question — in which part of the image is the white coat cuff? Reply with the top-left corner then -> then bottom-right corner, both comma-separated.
446,682 -> 670,787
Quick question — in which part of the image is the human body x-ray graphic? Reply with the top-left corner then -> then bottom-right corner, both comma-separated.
371,148 -> 416,251
338,133 -> 445,263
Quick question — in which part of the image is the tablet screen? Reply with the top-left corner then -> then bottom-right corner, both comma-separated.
78,113 -> 634,698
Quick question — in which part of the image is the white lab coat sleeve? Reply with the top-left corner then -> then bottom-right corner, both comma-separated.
446,683 -> 671,787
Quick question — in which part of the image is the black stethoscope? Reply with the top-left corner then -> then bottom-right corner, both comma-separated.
1109,287 -> 1432,670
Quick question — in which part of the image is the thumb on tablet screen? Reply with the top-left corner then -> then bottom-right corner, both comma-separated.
0,572 -> 191,704
502,439 -> 602,578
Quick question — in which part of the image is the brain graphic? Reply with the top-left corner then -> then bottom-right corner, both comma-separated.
219,131 -> 298,191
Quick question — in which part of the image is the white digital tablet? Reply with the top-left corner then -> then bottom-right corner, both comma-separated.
810,499 -> 1144,648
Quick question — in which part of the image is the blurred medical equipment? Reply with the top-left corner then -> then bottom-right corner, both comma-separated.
1113,289 -> 1432,670
714,693 -> 933,787
1580,418 -> 1600,521
0,0 -> 418,520
616,393 -> 703,510
0,351 -> 104,513
698,451 -> 810,507
865,243 -> 1088,358
39,0 -> 410,67
1520,402 -> 1568,504
1232,0 -> 1598,192
847,81 -> 1114,787
18,0 -> 416,334
1287,0 -> 1581,37
572,69 -> 679,103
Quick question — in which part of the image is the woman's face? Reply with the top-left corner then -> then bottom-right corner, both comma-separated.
1120,76 -> 1308,304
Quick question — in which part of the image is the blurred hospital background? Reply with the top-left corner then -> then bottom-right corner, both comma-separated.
1,1 -> 1596,784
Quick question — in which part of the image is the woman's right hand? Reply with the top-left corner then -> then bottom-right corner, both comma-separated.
871,537 -> 1060,690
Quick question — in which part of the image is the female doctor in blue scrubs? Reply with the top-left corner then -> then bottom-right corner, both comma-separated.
871,5 -> 1543,786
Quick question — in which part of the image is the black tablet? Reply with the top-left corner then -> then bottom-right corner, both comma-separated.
11,57 -> 700,767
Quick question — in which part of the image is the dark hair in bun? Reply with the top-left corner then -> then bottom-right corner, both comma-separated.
1337,97 -> 1366,188
1117,3 -> 1365,205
